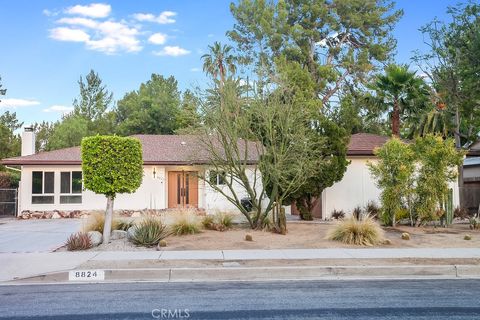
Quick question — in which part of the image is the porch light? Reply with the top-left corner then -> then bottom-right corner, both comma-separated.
153,167 -> 157,178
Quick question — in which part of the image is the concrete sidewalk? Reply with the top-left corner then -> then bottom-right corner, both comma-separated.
1,248 -> 480,282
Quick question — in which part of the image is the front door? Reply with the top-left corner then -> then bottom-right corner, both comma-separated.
168,171 -> 198,208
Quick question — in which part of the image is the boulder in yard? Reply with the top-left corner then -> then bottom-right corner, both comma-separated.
111,230 -> 127,240
464,234 -> 472,240
383,239 -> 392,245
245,233 -> 253,241
127,226 -> 136,240
51,212 -> 61,219
401,232 -> 410,240
88,231 -> 103,246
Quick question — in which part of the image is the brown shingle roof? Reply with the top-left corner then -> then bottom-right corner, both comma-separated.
347,133 -> 390,156
1,133 -> 390,165
1,135 -> 260,165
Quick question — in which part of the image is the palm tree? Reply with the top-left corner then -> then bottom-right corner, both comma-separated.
201,42 -> 237,86
374,64 -> 428,137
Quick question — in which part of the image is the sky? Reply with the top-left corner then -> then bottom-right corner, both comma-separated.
0,0 -> 462,127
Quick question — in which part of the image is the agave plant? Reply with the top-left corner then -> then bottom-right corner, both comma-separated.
65,232 -> 92,251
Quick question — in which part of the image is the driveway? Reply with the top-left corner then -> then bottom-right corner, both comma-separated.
0,218 -> 82,253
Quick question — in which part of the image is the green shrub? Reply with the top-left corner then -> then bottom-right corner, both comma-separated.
202,212 -> 234,231
395,207 -> 409,221
130,216 -> 169,247
172,211 -> 201,235
331,209 -> 345,220
66,232 -> 92,251
327,215 -> 384,246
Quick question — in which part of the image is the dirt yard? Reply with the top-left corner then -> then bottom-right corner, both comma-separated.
80,221 -> 480,251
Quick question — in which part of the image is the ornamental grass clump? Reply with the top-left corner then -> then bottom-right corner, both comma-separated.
202,212 -> 234,231
66,232 -> 93,251
327,215 -> 384,246
130,216 -> 169,247
172,211 -> 202,235
83,212 -> 120,233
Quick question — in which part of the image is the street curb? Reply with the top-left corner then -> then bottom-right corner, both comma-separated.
7,264 -> 480,284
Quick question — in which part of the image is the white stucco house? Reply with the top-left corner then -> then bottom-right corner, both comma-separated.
1,129 -> 460,219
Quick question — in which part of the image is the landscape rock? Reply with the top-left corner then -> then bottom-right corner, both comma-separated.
88,231 -> 103,246
51,212 -> 61,219
383,239 -> 392,245
127,226 -> 136,240
401,232 -> 410,240
111,230 -> 127,240
464,234 -> 472,240
245,233 -> 253,241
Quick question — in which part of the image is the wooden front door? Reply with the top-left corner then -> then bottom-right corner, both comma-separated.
168,171 -> 198,208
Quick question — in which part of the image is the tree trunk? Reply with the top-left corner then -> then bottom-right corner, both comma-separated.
454,105 -> 465,208
392,97 -> 400,137
103,196 -> 114,245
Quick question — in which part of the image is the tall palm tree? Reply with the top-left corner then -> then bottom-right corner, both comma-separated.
374,64 -> 428,137
201,42 -> 237,86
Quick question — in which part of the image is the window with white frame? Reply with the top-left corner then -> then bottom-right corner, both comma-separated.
60,171 -> 83,204
209,170 -> 226,185
32,171 -> 54,204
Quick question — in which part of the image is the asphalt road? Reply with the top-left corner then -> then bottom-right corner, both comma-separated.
1,279 -> 479,319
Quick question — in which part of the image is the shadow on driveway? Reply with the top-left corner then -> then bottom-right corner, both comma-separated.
0,219 -> 82,253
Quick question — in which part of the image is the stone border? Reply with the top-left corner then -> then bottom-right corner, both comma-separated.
18,208 -> 207,220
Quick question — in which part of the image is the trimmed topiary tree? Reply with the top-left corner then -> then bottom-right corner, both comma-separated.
81,135 -> 143,244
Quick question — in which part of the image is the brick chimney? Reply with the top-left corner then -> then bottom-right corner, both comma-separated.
21,126 -> 36,156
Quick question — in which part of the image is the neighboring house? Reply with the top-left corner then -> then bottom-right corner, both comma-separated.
1,130 -> 461,219
463,140 -> 480,212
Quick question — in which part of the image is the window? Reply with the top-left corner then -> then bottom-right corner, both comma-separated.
209,170 -> 226,185
31,171 -> 54,204
60,171 -> 82,204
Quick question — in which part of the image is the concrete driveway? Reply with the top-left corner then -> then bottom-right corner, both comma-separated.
0,219 -> 82,253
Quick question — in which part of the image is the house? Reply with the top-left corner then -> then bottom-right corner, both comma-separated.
1,130 -> 460,219
463,140 -> 480,212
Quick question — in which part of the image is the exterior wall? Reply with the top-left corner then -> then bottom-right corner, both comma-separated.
18,164 -> 274,215
19,165 -> 167,212
322,157 -> 380,219
464,165 -> 480,180
322,157 -> 461,219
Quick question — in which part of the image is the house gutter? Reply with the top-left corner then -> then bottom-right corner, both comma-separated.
5,166 -> 21,172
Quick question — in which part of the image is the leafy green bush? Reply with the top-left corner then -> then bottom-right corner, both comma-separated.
172,211 -> 201,235
327,215 -> 384,246
81,135 -> 143,244
66,232 -> 92,251
368,138 -> 415,226
130,216 -> 169,247
202,212 -> 234,231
